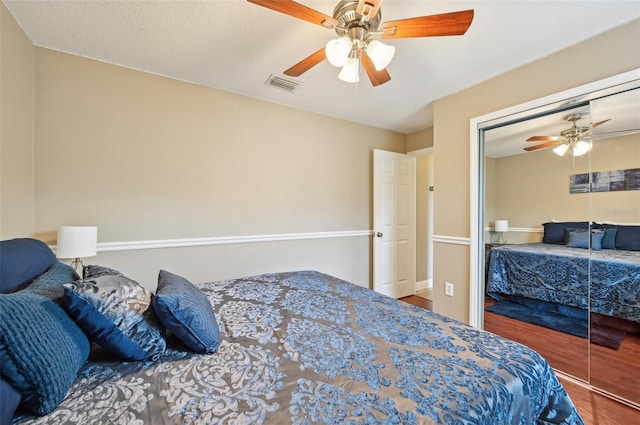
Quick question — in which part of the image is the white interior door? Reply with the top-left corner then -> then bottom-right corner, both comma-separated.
373,149 -> 416,298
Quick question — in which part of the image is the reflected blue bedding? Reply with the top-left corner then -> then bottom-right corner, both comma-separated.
487,243 -> 640,323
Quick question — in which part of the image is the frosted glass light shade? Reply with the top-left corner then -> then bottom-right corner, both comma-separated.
325,37 -> 351,67
573,140 -> 591,156
338,57 -> 359,83
495,220 -> 509,232
367,40 -> 395,71
56,226 -> 98,259
553,143 -> 569,156
552,144 -> 569,156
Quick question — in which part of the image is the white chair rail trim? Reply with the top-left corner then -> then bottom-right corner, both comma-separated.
89,230 -> 374,253
485,227 -> 543,233
432,235 -> 471,246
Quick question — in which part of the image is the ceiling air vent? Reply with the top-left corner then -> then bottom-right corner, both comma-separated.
265,75 -> 301,93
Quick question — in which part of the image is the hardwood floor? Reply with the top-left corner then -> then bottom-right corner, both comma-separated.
398,294 -> 640,424
484,300 -> 640,424
398,294 -> 432,311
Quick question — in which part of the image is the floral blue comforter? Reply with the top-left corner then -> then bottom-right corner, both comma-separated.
16,271 -> 583,424
487,243 -> 640,323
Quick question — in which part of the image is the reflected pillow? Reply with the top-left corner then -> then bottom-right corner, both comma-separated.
63,274 -> 166,361
542,221 -> 590,245
598,224 -> 640,251
600,228 -> 618,250
566,228 -> 605,250
153,270 -> 220,354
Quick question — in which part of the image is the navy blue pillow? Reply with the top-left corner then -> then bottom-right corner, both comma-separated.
0,292 -> 90,415
541,222 -> 590,245
0,378 -> 21,425
611,225 -> 640,251
153,270 -> 220,354
63,274 -> 166,361
0,238 -> 57,294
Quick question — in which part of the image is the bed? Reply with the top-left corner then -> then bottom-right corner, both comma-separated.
486,222 -> 640,345
1,238 -> 584,425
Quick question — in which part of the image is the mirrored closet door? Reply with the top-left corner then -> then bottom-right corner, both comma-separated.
587,87 -> 640,404
478,78 -> 639,407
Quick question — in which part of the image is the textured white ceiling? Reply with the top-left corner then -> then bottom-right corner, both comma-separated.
4,0 -> 640,134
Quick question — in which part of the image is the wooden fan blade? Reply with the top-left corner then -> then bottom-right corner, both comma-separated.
247,0 -> 338,28
360,52 -> 391,86
356,0 -> 383,20
526,136 -> 561,142
592,118 -> 611,128
283,48 -> 326,77
524,141 -> 561,152
381,10 -> 474,39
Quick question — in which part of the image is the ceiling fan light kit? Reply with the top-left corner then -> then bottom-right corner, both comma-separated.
525,112 -> 610,157
248,0 -> 474,87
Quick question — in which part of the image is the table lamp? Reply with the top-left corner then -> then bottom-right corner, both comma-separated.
56,226 -> 98,276
495,220 -> 508,244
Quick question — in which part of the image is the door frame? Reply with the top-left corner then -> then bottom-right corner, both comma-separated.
409,147 -> 434,292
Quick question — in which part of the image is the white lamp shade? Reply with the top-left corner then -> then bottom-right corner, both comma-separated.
572,140 -> 592,156
495,220 -> 509,232
338,57 -> 360,83
367,40 -> 395,71
325,37 -> 351,67
56,226 -> 98,259
552,144 -> 569,156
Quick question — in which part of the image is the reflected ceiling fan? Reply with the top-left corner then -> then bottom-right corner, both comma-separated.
247,0 -> 474,86
524,113 -> 610,157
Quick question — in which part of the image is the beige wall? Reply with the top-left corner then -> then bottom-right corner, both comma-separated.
1,3 -> 35,239
407,127 -> 433,152
1,6 -> 407,289
29,47 -> 405,289
432,19 -> 640,322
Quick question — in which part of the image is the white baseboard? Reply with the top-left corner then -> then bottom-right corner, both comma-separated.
416,279 -> 433,292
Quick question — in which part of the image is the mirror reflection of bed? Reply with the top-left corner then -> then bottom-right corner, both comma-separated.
480,85 -> 640,408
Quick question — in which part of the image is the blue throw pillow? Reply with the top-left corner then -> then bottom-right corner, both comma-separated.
27,262 -> 80,304
0,292 -> 90,415
566,228 -> 605,250
601,228 -> 618,250
63,274 -> 166,361
153,270 -> 220,354
0,238 -> 57,294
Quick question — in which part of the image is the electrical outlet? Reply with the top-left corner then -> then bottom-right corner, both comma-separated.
445,282 -> 454,297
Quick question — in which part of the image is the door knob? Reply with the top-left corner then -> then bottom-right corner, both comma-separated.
376,232 -> 383,238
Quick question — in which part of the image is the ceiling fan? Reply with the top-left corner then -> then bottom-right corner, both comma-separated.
524,113 -> 610,157
247,0 -> 474,86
